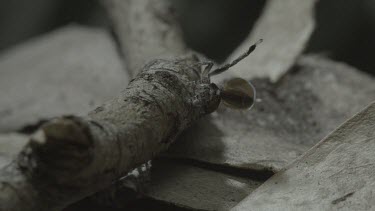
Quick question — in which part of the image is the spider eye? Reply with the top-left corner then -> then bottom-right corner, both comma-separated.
220,78 -> 256,110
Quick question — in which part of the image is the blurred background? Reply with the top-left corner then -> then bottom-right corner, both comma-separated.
0,0 -> 374,75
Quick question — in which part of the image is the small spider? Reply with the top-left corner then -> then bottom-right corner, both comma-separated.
196,39 -> 262,110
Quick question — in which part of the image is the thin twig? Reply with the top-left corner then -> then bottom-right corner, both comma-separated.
209,39 -> 263,76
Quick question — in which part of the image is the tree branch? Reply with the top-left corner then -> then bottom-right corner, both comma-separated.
0,57 -> 221,210
103,0 -> 190,76
0,0 -> 205,209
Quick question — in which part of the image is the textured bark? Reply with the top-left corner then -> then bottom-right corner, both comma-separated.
0,0 -> 221,209
0,0 -> 220,209
0,58 -> 221,211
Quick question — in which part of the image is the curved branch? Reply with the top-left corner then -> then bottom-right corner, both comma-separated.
103,0 -> 190,76
0,59 -> 221,211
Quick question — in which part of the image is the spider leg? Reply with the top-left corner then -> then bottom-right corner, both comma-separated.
198,61 -> 214,83
202,61 -> 214,77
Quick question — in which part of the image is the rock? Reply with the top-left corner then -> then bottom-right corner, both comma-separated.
0,133 -> 28,168
0,25 -> 128,132
232,101 -> 375,211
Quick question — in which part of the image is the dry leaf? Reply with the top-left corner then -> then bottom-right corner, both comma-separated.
146,160 -> 262,211
214,0 -> 317,82
232,101 -> 375,210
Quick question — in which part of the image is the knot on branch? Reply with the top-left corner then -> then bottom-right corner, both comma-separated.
18,116 -> 93,185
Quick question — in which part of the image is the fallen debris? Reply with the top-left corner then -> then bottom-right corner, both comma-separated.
216,0 -> 317,81
232,101 -> 375,210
